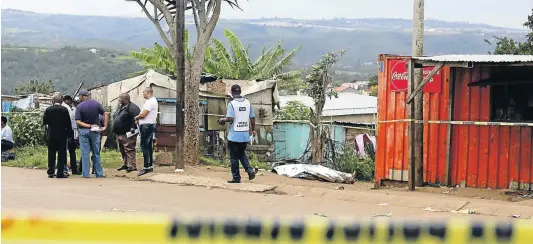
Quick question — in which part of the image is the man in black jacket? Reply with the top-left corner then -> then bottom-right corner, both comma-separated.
114,93 -> 141,172
43,93 -> 73,178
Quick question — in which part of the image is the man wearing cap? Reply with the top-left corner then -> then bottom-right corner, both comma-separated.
75,89 -> 105,178
217,84 -> 256,183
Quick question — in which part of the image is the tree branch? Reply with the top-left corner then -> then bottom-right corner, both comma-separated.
192,0 -> 207,29
147,0 -> 177,45
203,0 -> 222,38
190,0 -> 201,41
135,0 -> 174,54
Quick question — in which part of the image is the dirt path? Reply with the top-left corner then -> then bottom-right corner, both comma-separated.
2,167 -> 531,220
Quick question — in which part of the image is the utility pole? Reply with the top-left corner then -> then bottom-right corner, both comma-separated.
409,0 -> 425,190
175,0 -> 186,169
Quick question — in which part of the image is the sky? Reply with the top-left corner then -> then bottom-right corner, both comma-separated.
2,0 -> 532,29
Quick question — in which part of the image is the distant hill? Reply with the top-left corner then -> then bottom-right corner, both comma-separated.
1,46 -> 141,94
1,9 -> 527,94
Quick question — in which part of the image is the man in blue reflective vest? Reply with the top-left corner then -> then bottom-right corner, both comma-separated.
218,85 -> 256,183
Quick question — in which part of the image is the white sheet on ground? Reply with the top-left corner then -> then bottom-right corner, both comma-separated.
273,164 -> 354,184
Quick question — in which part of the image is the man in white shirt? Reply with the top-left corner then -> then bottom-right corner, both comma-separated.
135,87 -> 158,176
1,116 -> 14,152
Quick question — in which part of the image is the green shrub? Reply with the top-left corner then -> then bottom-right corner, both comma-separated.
9,110 -> 46,147
248,152 -> 271,170
328,143 -> 375,181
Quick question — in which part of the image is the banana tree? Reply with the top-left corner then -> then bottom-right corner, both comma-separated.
204,29 -> 302,89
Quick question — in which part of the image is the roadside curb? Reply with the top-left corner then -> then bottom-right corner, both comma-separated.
113,172 -> 278,193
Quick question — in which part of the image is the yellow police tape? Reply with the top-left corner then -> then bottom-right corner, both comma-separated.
2,212 -> 533,243
378,119 -> 533,127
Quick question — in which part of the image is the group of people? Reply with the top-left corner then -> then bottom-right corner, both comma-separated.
43,87 -> 158,179
30,84 -> 256,184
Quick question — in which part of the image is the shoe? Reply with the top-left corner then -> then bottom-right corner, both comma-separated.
126,168 -> 138,173
71,171 -> 81,175
248,172 -> 256,181
117,166 -> 129,171
48,174 -> 54,178
56,174 -> 69,179
227,180 -> 241,184
138,168 -> 153,176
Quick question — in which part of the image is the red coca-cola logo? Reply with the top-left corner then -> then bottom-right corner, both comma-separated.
388,59 -> 442,93
390,60 -> 409,92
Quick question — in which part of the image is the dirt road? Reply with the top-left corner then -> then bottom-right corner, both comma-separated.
1,167 -> 528,220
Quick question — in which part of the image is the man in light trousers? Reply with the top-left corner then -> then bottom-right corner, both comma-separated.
75,90 -> 105,178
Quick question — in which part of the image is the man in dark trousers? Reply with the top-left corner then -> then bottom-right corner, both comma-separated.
62,95 -> 79,175
43,93 -> 73,178
114,93 -> 140,172
217,85 -> 256,183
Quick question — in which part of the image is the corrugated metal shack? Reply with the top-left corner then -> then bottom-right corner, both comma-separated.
279,93 -> 377,124
89,70 -> 279,161
201,79 -> 279,161
88,69 -> 226,154
375,54 -> 533,190
273,121 -> 375,162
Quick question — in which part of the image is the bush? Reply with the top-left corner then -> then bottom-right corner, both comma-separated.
275,100 -> 311,121
9,110 -> 46,147
327,142 -> 375,181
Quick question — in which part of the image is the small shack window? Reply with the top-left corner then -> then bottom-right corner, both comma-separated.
491,84 -> 533,122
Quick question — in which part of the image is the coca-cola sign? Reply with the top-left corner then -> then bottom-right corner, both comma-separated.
389,59 -> 442,93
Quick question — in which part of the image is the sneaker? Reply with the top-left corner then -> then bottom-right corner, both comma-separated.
48,174 -> 54,178
227,179 -> 241,184
138,168 -> 153,176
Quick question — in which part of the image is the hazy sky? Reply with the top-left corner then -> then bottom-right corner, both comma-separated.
2,0 -> 532,29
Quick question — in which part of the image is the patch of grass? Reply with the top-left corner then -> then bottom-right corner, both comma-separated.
200,156 -> 227,167
4,146 -> 48,169
3,146 -> 140,170
248,152 -> 271,170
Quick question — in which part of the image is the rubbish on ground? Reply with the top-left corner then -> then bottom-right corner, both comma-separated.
272,164 -> 354,184
511,215 -> 521,219
258,169 -> 266,172
293,193 -> 303,197
423,207 -> 445,212
335,186 -> 345,190
442,191 -> 450,194
379,203 -> 389,206
314,212 -> 327,217
451,209 -> 478,215
173,169 -> 185,173
373,212 -> 392,217
257,172 -> 265,176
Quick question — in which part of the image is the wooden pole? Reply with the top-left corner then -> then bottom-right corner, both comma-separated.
175,0 -> 186,169
411,0 -> 425,189
407,59 -> 416,191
